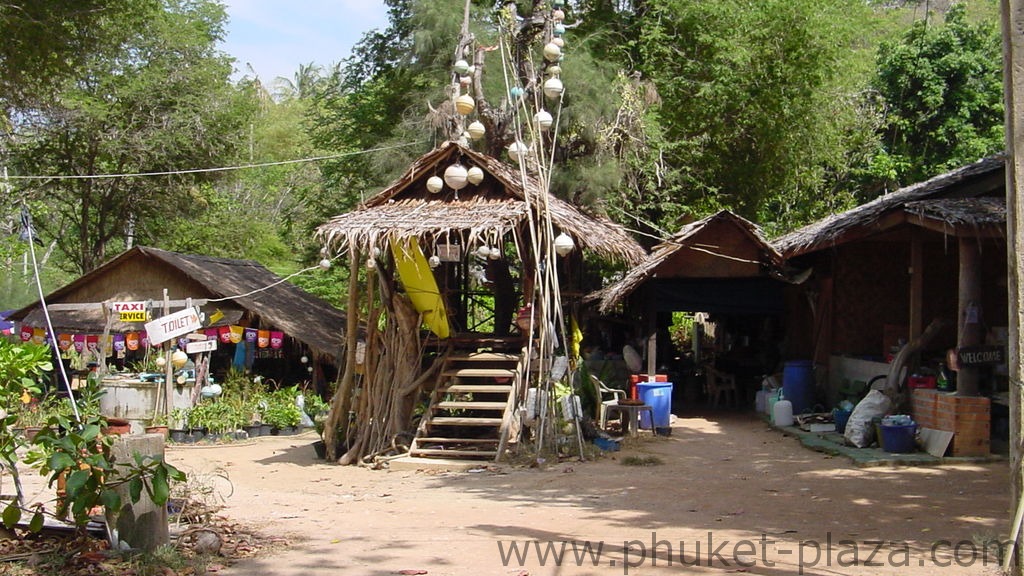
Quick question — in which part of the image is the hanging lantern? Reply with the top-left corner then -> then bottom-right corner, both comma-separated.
171,349 -> 188,369
554,232 -> 576,256
552,37 -> 565,48
553,9 -> 565,21
508,140 -> 529,162
546,65 -> 562,77
467,120 -> 486,140
535,109 -> 553,131
455,93 -> 475,115
543,77 -> 564,100
510,86 -> 524,99
453,59 -> 470,75
428,255 -> 441,269
443,163 -> 469,190
467,165 -> 484,185
543,42 -> 561,62
426,175 -> 444,194
554,23 -> 566,36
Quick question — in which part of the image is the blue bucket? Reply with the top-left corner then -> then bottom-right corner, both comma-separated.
833,408 -> 852,434
881,423 -> 917,453
637,382 -> 673,429
783,361 -> 814,415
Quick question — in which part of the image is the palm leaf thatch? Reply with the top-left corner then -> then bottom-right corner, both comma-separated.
773,155 -> 1005,258
315,141 -> 644,265
593,210 -> 782,313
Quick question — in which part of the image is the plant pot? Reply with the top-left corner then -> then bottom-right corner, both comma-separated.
244,424 -> 262,438
276,425 -> 297,436
169,429 -> 187,443
23,426 -> 43,442
312,440 -> 327,459
102,418 -> 132,436
259,424 -> 272,437
188,427 -> 207,443
145,425 -> 169,439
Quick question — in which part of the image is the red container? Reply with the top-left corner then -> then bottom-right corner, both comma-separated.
907,375 -> 937,389
629,374 -> 668,399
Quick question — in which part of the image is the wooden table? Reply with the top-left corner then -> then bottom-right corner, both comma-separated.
605,403 -> 654,437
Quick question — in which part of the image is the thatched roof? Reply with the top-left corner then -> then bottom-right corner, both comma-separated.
774,155 -> 1005,258
9,246 -> 346,360
316,141 -> 645,265
593,211 -> 783,313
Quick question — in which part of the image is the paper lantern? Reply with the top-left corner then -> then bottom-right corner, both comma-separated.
543,43 -> 561,62
553,9 -> 565,21
535,109 -> 553,131
453,59 -> 470,75
508,140 -> 529,162
455,93 -> 475,115
171,349 -> 188,369
554,232 -> 575,256
543,77 -> 564,100
426,175 -> 444,193
444,164 -> 469,190
467,165 -> 484,185
467,120 -> 486,140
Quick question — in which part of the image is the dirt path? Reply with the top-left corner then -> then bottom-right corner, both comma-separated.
167,412 -> 1008,575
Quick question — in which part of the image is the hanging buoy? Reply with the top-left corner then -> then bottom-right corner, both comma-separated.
552,36 -> 565,48
476,245 -> 492,259
443,164 -> 469,190
546,65 -> 562,77
554,232 -> 575,256
510,86 -> 524,99
459,75 -> 471,87
554,23 -> 566,36
426,175 -> 444,194
455,93 -> 475,115
543,77 -> 564,100
467,165 -> 484,185
535,109 -> 553,131
543,42 -> 561,62
508,140 -> 529,162
453,59 -> 470,75
552,0 -> 565,6
553,9 -> 565,21
467,120 -> 486,140
428,255 -> 441,268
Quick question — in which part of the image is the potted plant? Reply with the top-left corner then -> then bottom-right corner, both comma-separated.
145,412 -> 169,438
263,391 -> 302,435
169,408 -> 189,443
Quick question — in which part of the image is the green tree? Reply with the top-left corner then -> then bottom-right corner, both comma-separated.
870,3 -> 1003,189
8,0 -> 254,274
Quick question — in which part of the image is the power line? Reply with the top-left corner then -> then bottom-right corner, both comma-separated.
4,141 -> 428,181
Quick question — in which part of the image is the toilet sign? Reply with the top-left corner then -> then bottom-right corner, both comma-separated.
145,307 -> 202,346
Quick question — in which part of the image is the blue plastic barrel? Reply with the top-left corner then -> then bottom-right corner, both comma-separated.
638,381 -> 673,429
783,361 -> 814,415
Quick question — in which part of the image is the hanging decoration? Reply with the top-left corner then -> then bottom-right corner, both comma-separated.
126,332 -> 140,351
443,164 -> 469,190
426,175 -> 444,194
58,333 -> 72,351
467,121 -> 486,140
257,329 -> 270,348
455,93 -> 476,115
467,165 -> 484,185
229,325 -> 244,344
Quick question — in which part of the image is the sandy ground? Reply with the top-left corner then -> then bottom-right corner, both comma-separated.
149,412 -> 1010,576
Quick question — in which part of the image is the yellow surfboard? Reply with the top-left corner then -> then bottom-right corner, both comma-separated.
390,238 -> 451,339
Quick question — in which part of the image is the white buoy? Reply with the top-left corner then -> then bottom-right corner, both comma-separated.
543,77 -> 564,100
443,164 -> 469,190
426,175 -> 444,194
535,109 -> 553,131
467,166 -> 484,185
508,140 -> 529,162
467,120 -> 486,140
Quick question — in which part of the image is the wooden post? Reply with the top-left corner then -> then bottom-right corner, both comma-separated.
163,289 -> 174,416
909,231 -> 924,343
956,238 -> 983,396
1002,1 -> 1024,572
646,291 -> 657,378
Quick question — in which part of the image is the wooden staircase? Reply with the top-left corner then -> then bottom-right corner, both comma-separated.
409,351 -> 523,461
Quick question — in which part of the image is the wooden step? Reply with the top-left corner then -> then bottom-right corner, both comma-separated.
448,352 -> 520,362
444,384 -> 512,394
436,401 -> 507,410
410,448 -> 497,458
429,417 -> 503,426
442,368 -> 516,378
415,437 -> 498,444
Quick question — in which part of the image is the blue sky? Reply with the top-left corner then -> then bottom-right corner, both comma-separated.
219,0 -> 389,83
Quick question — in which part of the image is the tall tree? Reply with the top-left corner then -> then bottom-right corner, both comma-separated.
8,0 -> 254,274
871,3 -> 1004,189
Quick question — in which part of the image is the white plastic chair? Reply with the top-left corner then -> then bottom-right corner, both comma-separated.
590,374 -> 626,429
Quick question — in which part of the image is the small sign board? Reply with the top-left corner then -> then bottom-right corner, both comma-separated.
112,301 -> 148,323
144,307 -> 202,346
957,345 -> 1005,366
186,339 -> 217,354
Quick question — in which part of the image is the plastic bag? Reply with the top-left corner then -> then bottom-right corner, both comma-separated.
296,394 -> 314,428
844,389 -> 892,448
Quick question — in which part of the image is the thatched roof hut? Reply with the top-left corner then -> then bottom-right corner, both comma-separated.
315,141 -> 644,264
594,210 -> 785,314
774,155 -> 1006,258
9,246 -> 346,361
